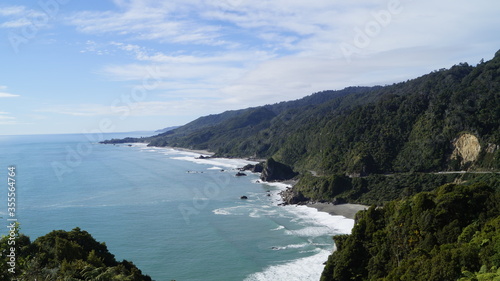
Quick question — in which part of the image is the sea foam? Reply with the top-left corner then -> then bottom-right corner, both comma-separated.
171,155 -> 257,169
165,148 -> 355,279
282,205 -> 354,235
243,249 -> 332,281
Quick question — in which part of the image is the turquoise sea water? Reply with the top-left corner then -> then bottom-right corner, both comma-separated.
0,133 -> 353,281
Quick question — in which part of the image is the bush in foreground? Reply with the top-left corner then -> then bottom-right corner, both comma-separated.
0,227 -> 153,281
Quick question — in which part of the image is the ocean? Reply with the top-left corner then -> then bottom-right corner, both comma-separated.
0,133 -> 353,281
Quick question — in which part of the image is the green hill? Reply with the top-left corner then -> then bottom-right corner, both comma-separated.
104,50 -> 500,176
0,227 -> 153,281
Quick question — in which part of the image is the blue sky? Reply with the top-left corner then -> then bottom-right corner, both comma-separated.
1,0 -> 499,135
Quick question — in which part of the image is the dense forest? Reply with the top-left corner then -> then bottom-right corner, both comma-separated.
104,50 -> 500,177
292,172 -> 499,206
0,227 -> 153,281
321,182 -> 500,281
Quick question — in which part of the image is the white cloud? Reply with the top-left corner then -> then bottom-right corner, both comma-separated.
0,5 -> 51,29
37,104 -> 115,117
66,0 -> 500,114
66,2 -> 223,45
0,6 -> 26,17
0,86 -> 19,98
0,92 -> 20,98
36,100 -> 215,118
0,111 -> 16,125
69,1 -> 500,65
0,18 -> 32,28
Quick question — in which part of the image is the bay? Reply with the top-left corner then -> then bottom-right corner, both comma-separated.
0,133 -> 353,281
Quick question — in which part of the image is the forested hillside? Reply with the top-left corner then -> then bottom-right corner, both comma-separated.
104,50 -> 500,177
321,182 -> 500,281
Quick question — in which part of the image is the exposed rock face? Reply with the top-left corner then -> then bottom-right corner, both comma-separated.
486,143 -> 499,154
252,163 -> 264,173
451,133 -> 481,165
279,188 -> 308,205
241,163 -> 264,173
260,158 -> 298,182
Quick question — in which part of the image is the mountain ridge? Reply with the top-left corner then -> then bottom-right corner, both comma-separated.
103,50 -> 500,176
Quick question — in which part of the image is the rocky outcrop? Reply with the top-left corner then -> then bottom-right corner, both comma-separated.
486,143 -> 499,154
240,163 -> 264,173
197,155 -> 212,159
279,188 -> 308,205
260,158 -> 298,182
451,133 -> 481,166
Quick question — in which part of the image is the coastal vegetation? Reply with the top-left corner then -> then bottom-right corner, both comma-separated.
321,182 -> 500,281
293,172 -> 499,206
0,227 -> 153,281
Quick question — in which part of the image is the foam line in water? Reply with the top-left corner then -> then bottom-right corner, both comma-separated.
258,180 -> 291,190
207,166 -> 224,170
283,205 -> 354,235
271,243 -> 308,251
171,155 -> 257,169
212,208 -> 231,215
271,225 -> 285,231
244,249 -> 331,281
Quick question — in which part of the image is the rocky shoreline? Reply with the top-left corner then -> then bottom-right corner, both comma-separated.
238,161 -> 368,220
278,187 -> 367,220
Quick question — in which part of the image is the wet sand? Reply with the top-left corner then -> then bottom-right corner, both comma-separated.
307,203 -> 369,220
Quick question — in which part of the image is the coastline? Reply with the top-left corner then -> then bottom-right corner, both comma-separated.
126,145 -> 359,279
168,146 -> 215,156
169,146 -> 368,221
306,202 -> 368,220
135,144 -> 367,222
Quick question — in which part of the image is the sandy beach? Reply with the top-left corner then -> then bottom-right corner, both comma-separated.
166,146 -> 367,221
169,146 -> 215,156
307,202 -> 369,220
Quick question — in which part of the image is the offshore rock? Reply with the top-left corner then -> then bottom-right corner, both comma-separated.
260,158 -> 298,182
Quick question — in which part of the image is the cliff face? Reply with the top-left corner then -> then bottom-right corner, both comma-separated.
260,158 -> 298,182
451,133 -> 481,166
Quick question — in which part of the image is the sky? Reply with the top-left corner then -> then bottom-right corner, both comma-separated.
0,0 -> 499,135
